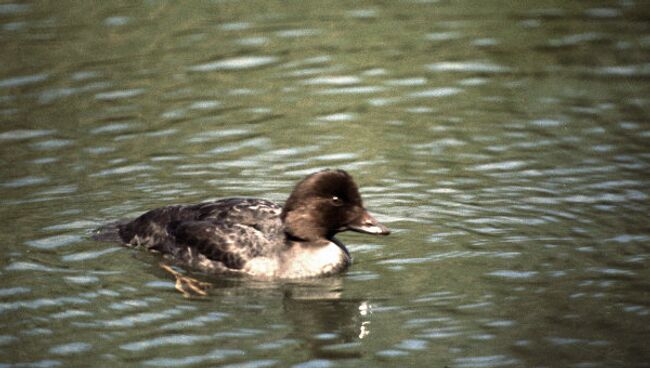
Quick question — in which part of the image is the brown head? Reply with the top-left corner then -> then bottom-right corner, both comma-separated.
281,169 -> 390,241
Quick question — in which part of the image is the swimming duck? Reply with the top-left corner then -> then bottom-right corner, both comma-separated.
116,169 -> 389,293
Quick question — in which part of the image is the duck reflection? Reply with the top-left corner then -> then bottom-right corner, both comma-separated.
145,261 -> 374,360
280,278 -> 372,360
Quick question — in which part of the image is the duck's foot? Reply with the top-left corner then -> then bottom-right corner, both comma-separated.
160,263 -> 211,297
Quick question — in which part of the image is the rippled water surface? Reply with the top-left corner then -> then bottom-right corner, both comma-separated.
2,1 -> 650,367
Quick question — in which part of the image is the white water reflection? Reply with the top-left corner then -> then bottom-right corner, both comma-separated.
427,62 -> 511,73
189,56 -> 278,72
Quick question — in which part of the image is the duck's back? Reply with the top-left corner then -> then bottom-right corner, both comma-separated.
118,198 -> 285,270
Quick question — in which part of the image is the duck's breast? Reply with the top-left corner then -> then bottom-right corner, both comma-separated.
273,241 -> 350,279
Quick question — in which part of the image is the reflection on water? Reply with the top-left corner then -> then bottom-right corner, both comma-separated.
2,0 -> 650,367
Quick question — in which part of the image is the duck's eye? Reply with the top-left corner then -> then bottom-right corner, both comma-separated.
330,196 -> 344,206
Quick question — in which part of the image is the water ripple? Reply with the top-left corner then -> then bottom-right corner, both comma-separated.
316,86 -> 385,95
142,349 -> 244,367
5,261 -> 72,273
92,164 -> 156,177
425,32 -> 461,41
486,270 -> 538,279
159,312 -> 229,330
471,161 -> 527,171
0,287 -> 30,297
0,129 -> 55,140
95,88 -> 145,100
25,234 -> 83,250
0,296 -> 90,314
276,29 -> 320,38
2,176 -> 49,188
409,87 -> 462,98
189,56 -> 278,72
317,113 -> 356,122
61,247 -> 121,262
0,3 -> 31,14
120,334 -> 212,351
97,308 -> 188,328
0,73 -> 48,88
452,355 -> 520,368
427,62 -> 511,73
594,63 -> 650,77
219,360 -> 278,368
302,76 -> 361,85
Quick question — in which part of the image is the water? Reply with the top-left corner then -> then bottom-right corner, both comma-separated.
1,1 -> 649,367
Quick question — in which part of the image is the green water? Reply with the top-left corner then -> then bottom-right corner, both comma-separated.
1,1 -> 649,367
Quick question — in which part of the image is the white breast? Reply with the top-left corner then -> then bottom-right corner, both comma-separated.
277,242 -> 348,278
240,241 -> 349,279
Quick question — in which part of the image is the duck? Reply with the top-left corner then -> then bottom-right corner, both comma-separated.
115,169 -> 389,294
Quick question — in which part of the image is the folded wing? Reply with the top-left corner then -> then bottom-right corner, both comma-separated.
118,198 -> 285,270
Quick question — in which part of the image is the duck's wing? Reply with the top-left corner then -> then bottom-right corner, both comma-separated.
170,198 -> 285,270
170,219 -> 281,270
194,198 -> 283,233
118,198 -> 283,249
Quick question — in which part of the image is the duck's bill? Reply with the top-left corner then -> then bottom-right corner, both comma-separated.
348,211 -> 390,235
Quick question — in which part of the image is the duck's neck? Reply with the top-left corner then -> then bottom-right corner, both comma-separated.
330,236 -> 351,260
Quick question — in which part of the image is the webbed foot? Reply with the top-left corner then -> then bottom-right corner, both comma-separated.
160,263 -> 212,297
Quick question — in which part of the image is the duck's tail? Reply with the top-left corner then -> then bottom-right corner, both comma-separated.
91,220 -> 128,243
